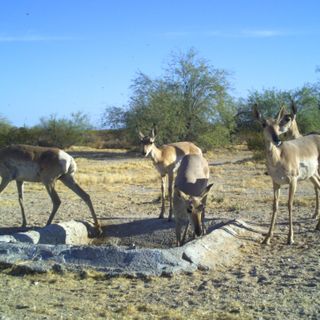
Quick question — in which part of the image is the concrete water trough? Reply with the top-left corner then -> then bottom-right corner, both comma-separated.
0,219 -> 263,277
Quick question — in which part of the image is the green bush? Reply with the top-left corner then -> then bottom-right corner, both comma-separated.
197,124 -> 231,150
102,49 -> 235,149
36,112 -> 92,149
0,116 -> 12,147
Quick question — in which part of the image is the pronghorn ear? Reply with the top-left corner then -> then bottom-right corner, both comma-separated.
138,131 -> 145,140
290,99 -> 297,116
200,183 -> 214,200
276,106 -> 286,123
175,187 -> 188,200
151,127 -> 157,140
252,104 -> 262,122
275,105 -> 286,123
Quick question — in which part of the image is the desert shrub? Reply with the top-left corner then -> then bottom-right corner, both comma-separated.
3,126 -> 42,146
0,116 -> 12,147
296,106 -> 320,134
36,112 -> 92,148
84,129 -> 132,149
101,49 -> 236,150
197,124 -> 231,150
236,86 -> 320,152
245,130 -> 265,160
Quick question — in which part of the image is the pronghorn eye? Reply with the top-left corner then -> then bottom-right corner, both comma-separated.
187,207 -> 192,213
282,115 -> 291,123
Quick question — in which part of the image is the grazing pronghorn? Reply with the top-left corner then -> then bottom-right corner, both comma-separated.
278,101 -> 320,218
253,105 -> 320,244
173,154 -> 213,246
0,144 -> 100,231
139,128 -> 202,221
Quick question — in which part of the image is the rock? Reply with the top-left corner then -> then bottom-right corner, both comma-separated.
0,219 -> 263,277
0,220 -> 90,245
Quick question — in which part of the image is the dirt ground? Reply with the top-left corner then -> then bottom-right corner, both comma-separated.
0,145 -> 320,319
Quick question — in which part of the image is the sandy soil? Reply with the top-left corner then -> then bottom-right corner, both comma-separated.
0,146 -> 320,319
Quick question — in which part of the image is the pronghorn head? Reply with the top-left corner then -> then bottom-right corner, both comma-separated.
138,128 -> 156,157
175,184 -> 213,237
253,104 -> 284,147
278,100 -> 298,135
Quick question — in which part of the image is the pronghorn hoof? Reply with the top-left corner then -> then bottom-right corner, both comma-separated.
94,223 -> 103,236
287,239 -> 294,245
262,237 -> 271,245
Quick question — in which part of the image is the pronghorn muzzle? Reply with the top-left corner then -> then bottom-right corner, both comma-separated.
191,210 -> 203,237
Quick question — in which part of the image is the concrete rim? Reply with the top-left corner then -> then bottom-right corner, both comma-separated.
0,219 -> 264,277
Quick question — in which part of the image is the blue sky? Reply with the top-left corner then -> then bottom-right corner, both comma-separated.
1,1 -> 320,127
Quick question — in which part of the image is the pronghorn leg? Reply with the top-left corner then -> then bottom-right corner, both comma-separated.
44,181 -> 61,225
181,222 -> 189,245
175,221 -> 182,246
287,179 -> 297,245
201,195 -> 208,235
159,175 -> 166,219
311,175 -> 320,219
59,175 -> 101,231
167,171 -> 174,222
313,186 -> 319,219
0,177 -> 13,223
263,182 -> 280,245
16,181 -> 27,227
309,175 -> 320,230
0,177 -> 10,194
201,208 -> 207,235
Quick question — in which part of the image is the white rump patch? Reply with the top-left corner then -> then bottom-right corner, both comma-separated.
58,150 -> 73,174
298,159 -> 318,180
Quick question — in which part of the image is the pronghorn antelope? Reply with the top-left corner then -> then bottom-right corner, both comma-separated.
0,144 -> 100,231
173,154 -> 213,246
277,101 -> 300,139
278,101 -> 320,218
139,128 -> 202,221
253,105 -> 320,244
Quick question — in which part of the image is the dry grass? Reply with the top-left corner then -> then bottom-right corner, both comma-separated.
0,146 -> 273,221
74,158 -> 159,189
1,145 -> 320,320
67,146 -> 129,154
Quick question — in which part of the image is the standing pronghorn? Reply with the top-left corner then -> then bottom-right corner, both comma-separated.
278,100 -> 320,218
253,105 -> 320,244
139,128 -> 202,221
0,144 -> 100,231
173,154 -> 213,246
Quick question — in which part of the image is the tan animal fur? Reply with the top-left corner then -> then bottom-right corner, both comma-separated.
139,129 -> 202,221
253,105 -> 320,244
173,154 -> 213,246
278,101 -> 320,218
0,144 -> 100,231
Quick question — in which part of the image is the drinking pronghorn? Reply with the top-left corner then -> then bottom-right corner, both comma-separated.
253,105 -> 320,244
173,154 -> 213,246
139,128 -> 202,221
0,144 -> 100,231
278,100 -> 320,218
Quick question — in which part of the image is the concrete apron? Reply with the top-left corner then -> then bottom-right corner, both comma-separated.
0,220 -> 263,277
